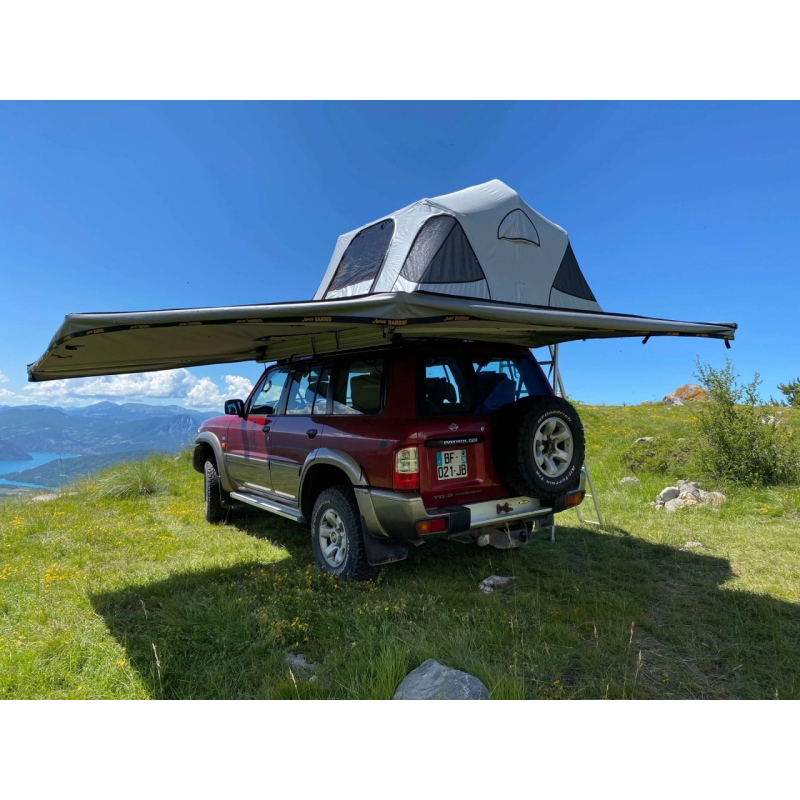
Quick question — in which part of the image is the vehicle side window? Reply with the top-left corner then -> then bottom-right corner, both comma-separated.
332,359 -> 384,415
285,364 -> 327,416
420,358 -> 471,415
250,367 -> 289,414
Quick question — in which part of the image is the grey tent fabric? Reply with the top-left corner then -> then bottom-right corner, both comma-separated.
315,179 -> 602,312
28,292 -> 736,382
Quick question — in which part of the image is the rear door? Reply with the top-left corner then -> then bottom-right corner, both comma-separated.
416,351 -> 552,508
268,362 -> 331,501
416,355 -> 493,509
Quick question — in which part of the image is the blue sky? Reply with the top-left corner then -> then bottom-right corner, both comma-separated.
1,101 -> 798,408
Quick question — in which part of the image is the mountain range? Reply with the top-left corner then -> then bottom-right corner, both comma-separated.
0,401 -> 218,457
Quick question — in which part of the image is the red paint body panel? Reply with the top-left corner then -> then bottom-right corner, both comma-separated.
198,340 -> 554,511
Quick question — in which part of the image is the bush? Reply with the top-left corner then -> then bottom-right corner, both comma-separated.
93,458 -> 169,499
693,358 -> 799,487
776,377 -> 800,409
622,435 -> 697,477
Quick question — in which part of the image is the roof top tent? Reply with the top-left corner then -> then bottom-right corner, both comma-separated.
27,180 -> 736,382
314,179 -> 601,312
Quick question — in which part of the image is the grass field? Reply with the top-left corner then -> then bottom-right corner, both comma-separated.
1,404 -> 799,699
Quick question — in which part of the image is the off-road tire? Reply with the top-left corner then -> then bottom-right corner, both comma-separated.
204,457 -> 228,524
310,486 -> 378,582
491,395 -> 585,502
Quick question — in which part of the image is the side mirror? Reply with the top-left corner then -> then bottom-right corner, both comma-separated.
224,399 -> 245,417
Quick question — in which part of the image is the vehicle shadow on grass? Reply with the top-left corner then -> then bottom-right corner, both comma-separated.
91,511 -> 800,699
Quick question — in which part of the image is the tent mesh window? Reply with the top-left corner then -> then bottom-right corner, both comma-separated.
551,243 -> 597,301
326,219 -> 395,296
497,209 -> 540,245
400,215 -> 487,284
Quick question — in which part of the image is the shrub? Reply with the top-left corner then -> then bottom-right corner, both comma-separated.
622,435 -> 697,477
693,358 -> 799,486
775,377 -> 800,408
93,458 -> 169,499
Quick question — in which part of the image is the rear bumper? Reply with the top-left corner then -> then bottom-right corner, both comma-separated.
355,471 -> 585,541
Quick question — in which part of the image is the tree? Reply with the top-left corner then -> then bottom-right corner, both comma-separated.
777,377 -> 800,408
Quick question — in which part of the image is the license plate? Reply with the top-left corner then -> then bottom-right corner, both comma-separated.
436,449 -> 467,480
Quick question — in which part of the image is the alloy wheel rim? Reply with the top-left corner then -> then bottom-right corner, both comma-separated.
318,508 -> 348,568
533,416 -> 574,478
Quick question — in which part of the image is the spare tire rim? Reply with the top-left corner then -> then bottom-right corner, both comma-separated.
319,508 -> 348,568
533,416 -> 574,478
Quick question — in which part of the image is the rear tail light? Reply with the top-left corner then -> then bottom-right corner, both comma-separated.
393,446 -> 419,490
567,491 -> 585,507
415,517 -> 448,535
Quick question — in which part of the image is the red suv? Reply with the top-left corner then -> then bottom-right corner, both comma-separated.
193,340 -> 586,580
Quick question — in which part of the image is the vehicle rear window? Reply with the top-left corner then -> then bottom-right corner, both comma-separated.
333,359 -> 384,415
417,354 -> 549,416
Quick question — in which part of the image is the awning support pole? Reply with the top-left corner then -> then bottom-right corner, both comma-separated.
544,343 -> 604,536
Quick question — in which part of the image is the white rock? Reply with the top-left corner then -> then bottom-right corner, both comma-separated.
635,437 -> 655,444
30,493 -> 60,503
680,541 -> 705,551
663,394 -> 685,406
285,653 -> 318,671
658,487 -> 680,503
620,476 -> 640,485
705,491 -> 727,506
393,659 -> 489,700
664,498 -> 686,512
478,575 -> 517,595
680,493 -> 700,507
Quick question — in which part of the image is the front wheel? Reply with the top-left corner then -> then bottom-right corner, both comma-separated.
310,486 -> 377,582
204,458 -> 228,524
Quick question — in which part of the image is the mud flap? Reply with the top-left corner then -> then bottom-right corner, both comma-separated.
361,518 -> 408,566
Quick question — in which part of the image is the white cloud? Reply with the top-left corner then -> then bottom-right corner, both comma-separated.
21,369 -> 254,409
0,369 -> 8,383
0,387 -> 19,400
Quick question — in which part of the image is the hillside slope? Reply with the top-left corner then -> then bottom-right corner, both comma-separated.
1,405 -> 798,700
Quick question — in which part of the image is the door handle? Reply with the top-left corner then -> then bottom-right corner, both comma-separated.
306,428 -> 318,438
262,425 -> 271,433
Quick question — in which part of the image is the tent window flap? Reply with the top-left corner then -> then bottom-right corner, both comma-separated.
400,215 -> 487,285
326,219 -> 394,296
551,243 -> 596,301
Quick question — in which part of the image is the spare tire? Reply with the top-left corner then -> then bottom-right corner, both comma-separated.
491,395 -> 585,501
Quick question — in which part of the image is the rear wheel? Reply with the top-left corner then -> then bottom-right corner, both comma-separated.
310,486 -> 377,582
204,458 -> 227,524
491,395 -> 585,501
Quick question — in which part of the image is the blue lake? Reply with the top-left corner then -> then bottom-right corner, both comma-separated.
0,452 -> 81,489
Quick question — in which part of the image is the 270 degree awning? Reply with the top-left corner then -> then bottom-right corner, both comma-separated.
28,292 -> 737,382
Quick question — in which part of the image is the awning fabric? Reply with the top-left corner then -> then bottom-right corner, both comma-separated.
28,291 -> 736,382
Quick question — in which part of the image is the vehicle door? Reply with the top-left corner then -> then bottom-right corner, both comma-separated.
416,354 -> 495,508
268,362 -> 331,501
224,366 -> 290,493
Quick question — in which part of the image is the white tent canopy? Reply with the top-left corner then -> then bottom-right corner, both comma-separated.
314,179 -> 602,312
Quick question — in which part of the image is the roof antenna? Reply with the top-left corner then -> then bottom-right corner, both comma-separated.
642,335 -> 650,345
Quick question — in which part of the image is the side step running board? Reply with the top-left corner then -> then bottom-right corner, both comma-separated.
230,491 -> 307,524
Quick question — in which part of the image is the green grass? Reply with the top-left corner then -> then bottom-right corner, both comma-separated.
1,404 -> 799,699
